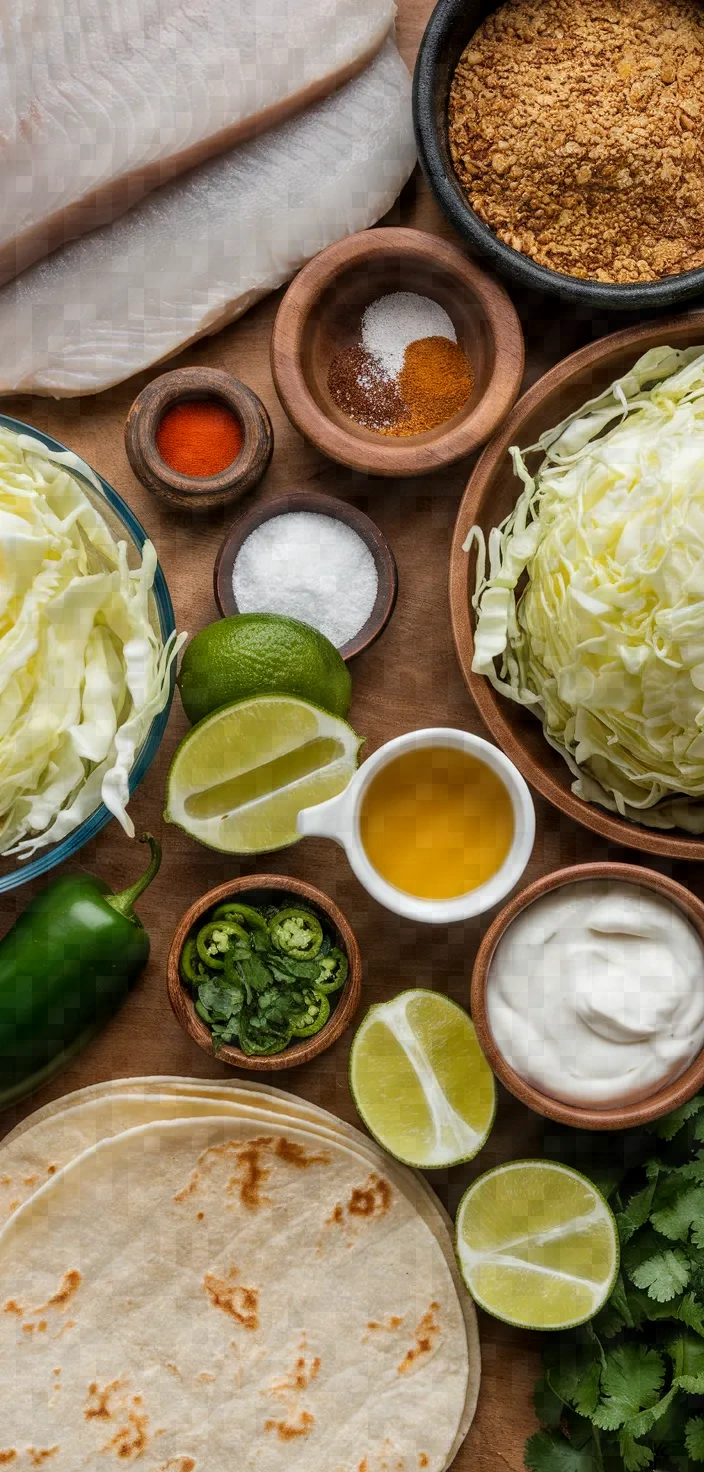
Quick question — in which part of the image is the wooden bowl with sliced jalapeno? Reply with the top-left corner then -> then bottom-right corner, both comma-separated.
166,874 -> 363,1072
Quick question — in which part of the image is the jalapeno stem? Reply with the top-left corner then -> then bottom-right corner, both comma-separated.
106,834 -> 162,921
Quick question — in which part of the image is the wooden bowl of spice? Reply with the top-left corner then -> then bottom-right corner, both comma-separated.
214,491 -> 398,660
125,367 -> 274,512
270,227 -> 524,478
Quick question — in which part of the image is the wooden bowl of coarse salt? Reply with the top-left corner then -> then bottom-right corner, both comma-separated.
270,227 -> 524,478
214,490 -> 398,660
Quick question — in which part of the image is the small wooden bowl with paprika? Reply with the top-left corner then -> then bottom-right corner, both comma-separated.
125,367 -> 274,512
270,227 -> 525,478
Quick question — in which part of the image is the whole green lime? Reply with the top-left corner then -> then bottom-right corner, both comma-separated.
178,613 -> 352,725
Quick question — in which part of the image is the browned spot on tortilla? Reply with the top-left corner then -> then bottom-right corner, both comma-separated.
8,1201 -> 18,1213
175,1137 -> 273,1212
358,1460 -> 368,1472
37,1321 -> 47,1333
349,1174 -> 392,1219
53,1370 -> 60,1376
0,1173 -> 10,1186
0,1454 -> 16,1465
265,1411 -> 314,1442
47,1166 -> 57,1176
325,1203 -> 344,1227
54,1320 -> 75,1339
196,1212 -> 204,1222
22,1175 -> 37,1186
85,1379 -> 124,1421
204,1269 -> 259,1330
22,1324 -> 34,1334
33,1269 -> 81,1315
274,1138 -> 330,1169
197,1372 -> 215,1383
3,1300 -> 22,1315
419,1456 -> 429,1468
367,1315 -> 403,1333
164,1363 -> 180,1378
270,1340 -> 321,1398
27,1451 -> 58,1467
397,1302 -> 441,1374
106,1407 -> 149,1460
154,1462 -> 196,1472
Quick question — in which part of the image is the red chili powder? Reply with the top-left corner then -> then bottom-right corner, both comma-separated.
156,398 -> 243,478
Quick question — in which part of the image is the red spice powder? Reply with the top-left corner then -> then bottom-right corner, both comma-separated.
156,398 -> 242,478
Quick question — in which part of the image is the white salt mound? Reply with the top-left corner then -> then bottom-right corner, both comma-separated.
233,510 -> 379,648
361,290 -> 457,379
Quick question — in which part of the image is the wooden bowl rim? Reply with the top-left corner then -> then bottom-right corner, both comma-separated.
125,366 -> 274,509
166,873 -> 363,1072
213,490 -> 398,660
450,308 -> 704,860
471,861 -> 704,1130
270,226 -> 524,477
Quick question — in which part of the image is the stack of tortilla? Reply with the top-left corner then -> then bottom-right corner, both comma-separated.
0,1078 -> 479,1470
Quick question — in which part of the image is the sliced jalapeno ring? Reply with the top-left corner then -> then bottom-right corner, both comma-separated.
196,918 -> 249,970
268,907 -> 323,961
238,1009 -> 292,1056
314,947 -> 348,993
212,901 -> 269,934
180,935 -> 207,987
289,987 -> 331,1038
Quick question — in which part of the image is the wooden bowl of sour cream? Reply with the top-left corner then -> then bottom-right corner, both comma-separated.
471,861 -> 704,1131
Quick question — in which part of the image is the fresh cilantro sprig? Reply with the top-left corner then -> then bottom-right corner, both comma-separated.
525,1094 -> 704,1472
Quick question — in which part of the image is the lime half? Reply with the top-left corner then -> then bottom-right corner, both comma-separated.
455,1160 -> 619,1330
349,989 -> 496,1169
165,694 -> 362,854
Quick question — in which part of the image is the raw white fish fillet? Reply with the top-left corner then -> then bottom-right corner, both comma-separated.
0,0 -> 395,285
0,40 -> 415,398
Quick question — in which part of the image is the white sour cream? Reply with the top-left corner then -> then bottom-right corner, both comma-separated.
486,881 -> 704,1108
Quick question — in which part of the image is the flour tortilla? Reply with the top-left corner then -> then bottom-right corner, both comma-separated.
0,1115 -> 468,1471
0,1080 -> 480,1465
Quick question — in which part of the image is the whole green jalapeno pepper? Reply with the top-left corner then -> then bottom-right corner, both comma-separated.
0,834 -> 161,1110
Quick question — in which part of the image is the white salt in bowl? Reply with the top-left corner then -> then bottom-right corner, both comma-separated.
213,490 -> 398,660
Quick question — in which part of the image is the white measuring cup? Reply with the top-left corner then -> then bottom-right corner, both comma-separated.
297,727 -> 535,924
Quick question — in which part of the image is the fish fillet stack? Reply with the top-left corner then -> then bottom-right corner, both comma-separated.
0,1 -> 416,395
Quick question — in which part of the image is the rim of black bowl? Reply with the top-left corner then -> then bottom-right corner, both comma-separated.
413,0 -> 704,312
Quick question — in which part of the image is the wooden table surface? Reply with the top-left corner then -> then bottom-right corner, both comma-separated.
0,3 -> 697,1468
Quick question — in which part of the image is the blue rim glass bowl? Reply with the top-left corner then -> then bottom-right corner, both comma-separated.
0,414 -> 177,894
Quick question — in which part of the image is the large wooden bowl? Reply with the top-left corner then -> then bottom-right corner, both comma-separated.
167,875 -> 362,1072
271,227 -> 524,478
471,862 -> 704,1131
450,310 -> 704,860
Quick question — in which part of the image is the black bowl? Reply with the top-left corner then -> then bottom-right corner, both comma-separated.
413,0 -> 704,312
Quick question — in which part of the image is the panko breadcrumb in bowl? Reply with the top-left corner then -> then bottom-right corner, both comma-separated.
414,0 -> 704,309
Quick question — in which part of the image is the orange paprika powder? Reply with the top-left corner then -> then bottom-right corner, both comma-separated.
156,398 -> 243,478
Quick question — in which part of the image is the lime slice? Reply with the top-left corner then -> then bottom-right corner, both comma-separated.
455,1160 -> 619,1330
349,989 -> 496,1168
164,694 -> 362,854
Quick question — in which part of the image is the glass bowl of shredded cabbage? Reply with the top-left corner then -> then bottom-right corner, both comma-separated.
458,339 -> 704,852
0,415 -> 182,893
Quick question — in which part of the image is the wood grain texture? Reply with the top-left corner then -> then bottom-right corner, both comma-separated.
270,226 -> 524,476
125,366 -> 274,511
471,862 -> 704,1130
166,873 -> 363,1070
0,3 -> 691,1466
213,489 -> 398,659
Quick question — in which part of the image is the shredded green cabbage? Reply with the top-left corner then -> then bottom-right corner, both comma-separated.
0,425 -> 185,859
466,344 -> 704,833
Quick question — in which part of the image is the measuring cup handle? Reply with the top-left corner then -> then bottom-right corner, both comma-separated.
296,785 -> 355,846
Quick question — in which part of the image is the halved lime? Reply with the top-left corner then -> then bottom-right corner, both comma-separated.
349,989 -> 496,1169
455,1160 -> 619,1330
164,694 -> 362,854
